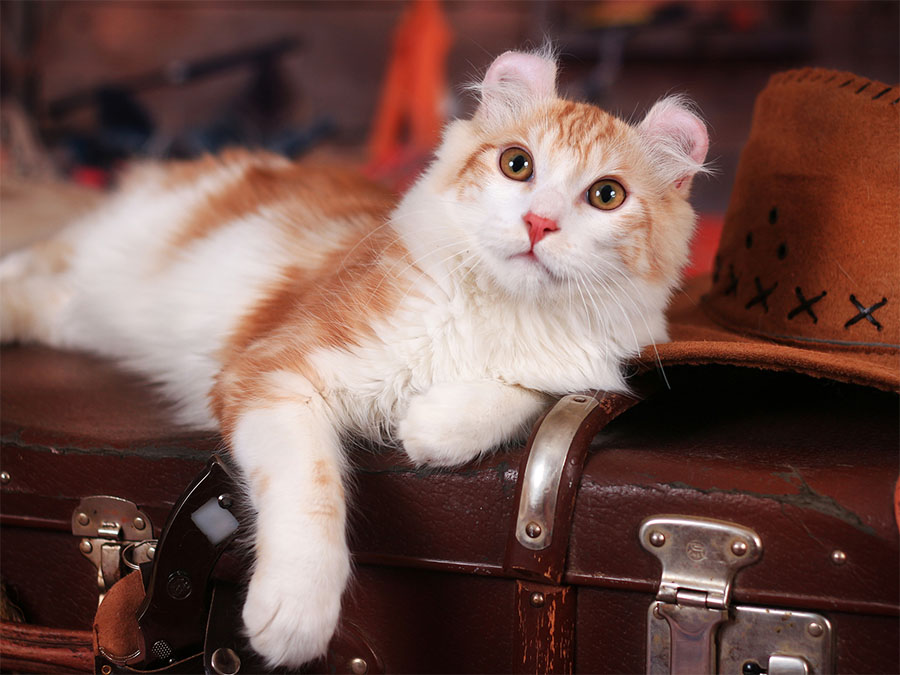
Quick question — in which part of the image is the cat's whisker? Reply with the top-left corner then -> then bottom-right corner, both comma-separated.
606,270 -> 670,389
574,271 -> 614,379
586,272 -> 643,358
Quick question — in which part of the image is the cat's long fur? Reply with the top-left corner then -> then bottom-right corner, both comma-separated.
0,51 -> 707,666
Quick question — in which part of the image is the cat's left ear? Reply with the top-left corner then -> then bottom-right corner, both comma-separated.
476,51 -> 557,121
638,96 -> 709,195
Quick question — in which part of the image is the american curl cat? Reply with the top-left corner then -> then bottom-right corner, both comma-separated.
0,50 -> 707,666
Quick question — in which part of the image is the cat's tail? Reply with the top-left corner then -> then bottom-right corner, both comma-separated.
0,238 -> 75,346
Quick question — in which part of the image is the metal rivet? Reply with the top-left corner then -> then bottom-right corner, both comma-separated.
166,571 -> 192,600
649,531 -> 666,547
350,657 -> 368,674
807,622 -> 824,638
572,396 -> 587,403
530,592 -> 545,608
0,471 -> 10,485
101,665 -> 113,675
147,545 -> 157,560
218,493 -> 234,509
211,647 -> 241,675
133,516 -> 146,531
79,539 -> 93,554
76,512 -> 90,526
731,540 -> 748,556
525,521 -> 542,539
831,550 -> 847,565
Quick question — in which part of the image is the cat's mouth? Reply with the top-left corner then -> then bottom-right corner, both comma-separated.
512,249 -> 556,277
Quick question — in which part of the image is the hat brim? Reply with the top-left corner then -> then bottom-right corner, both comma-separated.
638,275 -> 900,393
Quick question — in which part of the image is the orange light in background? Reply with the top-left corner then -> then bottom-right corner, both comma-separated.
366,0 -> 452,189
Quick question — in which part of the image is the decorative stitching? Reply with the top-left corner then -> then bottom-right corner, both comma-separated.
822,74 -> 837,84
872,87 -> 892,100
855,82 -> 871,94
768,207 -> 778,224
838,79 -> 853,88
777,242 -> 788,260
745,232 -> 753,249
712,255 -> 721,284
845,295 -> 888,331
787,287 -> 827,323
723,264 -> 738,296
703,302 -> 900,352
745,276 -> 778,313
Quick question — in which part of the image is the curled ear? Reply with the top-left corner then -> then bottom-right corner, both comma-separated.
638,96 -> 709,194
476,50 -> 557,122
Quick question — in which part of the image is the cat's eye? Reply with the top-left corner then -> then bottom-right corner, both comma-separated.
499,147 -> 534,181
587,179 -> 626,210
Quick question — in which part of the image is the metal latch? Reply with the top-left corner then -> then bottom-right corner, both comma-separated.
641,515 -> 833,674
72,496 -> 156,604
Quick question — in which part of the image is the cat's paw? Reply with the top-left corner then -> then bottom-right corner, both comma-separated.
398,382 -> 506,467
242,558 -> 346,668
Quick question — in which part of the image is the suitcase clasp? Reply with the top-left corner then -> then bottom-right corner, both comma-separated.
71,496 -> 155,605
641,515 -> 834,674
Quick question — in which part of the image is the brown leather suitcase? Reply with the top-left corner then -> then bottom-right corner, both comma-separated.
1,342 -> 897,674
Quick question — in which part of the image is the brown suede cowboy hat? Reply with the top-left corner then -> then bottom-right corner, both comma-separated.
639,68 -> 900,392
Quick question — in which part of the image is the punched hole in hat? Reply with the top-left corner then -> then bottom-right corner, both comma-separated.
777,243 -> 788,260
871,87 -> 892,100
855,82 -> 871,94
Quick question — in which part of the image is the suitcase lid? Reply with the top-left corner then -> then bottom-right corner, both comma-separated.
1,345 -> 215,533
351,366 -> 900,617
567,366 -> 899,617
2,346 -> 897,617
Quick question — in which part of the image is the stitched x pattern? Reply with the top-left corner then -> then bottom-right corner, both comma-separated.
723,264 -> 738,296
745,276 -> 778,313
844,294 -> 888,331
787,287 -> 827,323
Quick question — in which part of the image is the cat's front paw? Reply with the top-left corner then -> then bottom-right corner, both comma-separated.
242,558 -> 346,668
398,382 -> 503,467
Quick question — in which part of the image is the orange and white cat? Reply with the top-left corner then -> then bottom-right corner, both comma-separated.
0,50 -> 707,666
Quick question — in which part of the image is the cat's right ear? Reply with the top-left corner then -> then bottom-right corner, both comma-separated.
476,51 -> 557,122
637,96 -> 709,195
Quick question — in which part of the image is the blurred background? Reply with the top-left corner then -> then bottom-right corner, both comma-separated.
1,0 -> 898,268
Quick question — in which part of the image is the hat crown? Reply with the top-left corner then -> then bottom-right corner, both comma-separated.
704,69 -> 899,354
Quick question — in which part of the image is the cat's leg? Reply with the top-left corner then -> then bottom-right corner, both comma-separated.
398,381 -> 553,467
0,239 -> 75,345
226,370 -> 349,667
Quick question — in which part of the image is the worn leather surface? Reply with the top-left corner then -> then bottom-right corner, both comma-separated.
0,620 -> 93,673
2,346 -> 898,673
568,366 -> 899,616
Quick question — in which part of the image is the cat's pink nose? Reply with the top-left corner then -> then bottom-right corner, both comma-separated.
524,212 -> 559,247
